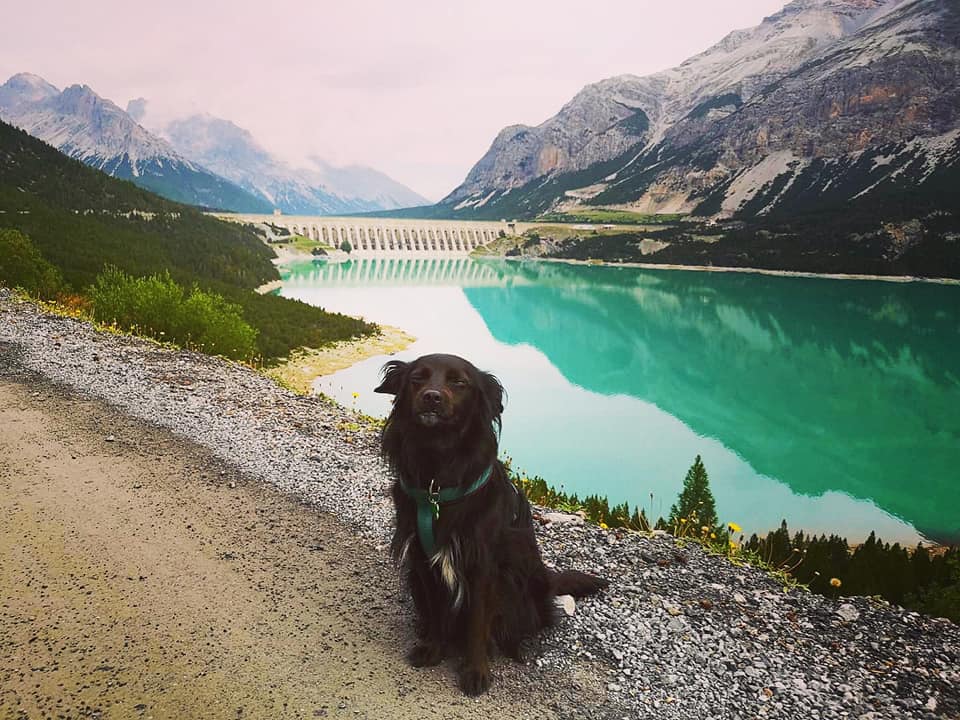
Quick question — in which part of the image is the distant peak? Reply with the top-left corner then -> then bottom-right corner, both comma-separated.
61,83 -> 98,97
127,97 -> 148,122
5,72 -> 57,88
769,0 -> 889,19
1,72 -> 60,103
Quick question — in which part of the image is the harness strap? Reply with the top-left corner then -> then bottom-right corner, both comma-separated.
399,466 -> 493,557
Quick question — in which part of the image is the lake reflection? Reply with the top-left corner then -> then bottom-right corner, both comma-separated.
280,257 -> 960,545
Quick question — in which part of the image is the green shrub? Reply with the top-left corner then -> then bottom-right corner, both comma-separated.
89,267 -> 257,359
0,228 -> 62,298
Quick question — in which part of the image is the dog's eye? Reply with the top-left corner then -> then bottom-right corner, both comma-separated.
449,378 -> 468,389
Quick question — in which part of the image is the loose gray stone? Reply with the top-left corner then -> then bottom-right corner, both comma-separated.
837,604 -> 860,622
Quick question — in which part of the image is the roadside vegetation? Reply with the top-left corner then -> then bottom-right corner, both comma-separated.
0,228 -> 63,299
508,454 -> 960,622
88,268 -> 258,360
0,120 -> 377,363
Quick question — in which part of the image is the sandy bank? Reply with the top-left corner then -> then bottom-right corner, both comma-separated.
265,324 -> 415,395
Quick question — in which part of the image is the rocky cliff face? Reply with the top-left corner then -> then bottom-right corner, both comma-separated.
450,76 -> 663,205
443,0 -> 958,221
610,0 -> 960,217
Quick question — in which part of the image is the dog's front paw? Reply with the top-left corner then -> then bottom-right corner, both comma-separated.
458,665 -> 491,696
407,643 -> 444,667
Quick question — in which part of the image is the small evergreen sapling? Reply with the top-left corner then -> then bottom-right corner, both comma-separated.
668,455 -> 721,536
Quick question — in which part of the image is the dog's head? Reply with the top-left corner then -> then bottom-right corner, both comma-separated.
375,353 -> 504,434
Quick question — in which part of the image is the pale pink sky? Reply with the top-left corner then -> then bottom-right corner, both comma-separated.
1,0 -> 785,200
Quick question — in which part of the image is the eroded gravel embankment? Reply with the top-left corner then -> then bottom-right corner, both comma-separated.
1,288 -> 957,720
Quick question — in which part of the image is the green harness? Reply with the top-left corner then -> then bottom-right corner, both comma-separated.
399,466 -> 493,557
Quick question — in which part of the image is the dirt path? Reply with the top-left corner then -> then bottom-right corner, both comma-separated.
0,376 -> 591,719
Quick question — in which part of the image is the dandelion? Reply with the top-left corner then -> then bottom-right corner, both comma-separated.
710,532 -> 716,539
701,526 -> 710,533
679,518 -> 687,524
352,392 -> 360,399
599,522 -> 609,530
830,578 -> 842,588
728,522 -> 742,533
729,541 -> 737,549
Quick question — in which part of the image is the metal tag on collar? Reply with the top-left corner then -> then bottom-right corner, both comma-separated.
428,479 -> 440,520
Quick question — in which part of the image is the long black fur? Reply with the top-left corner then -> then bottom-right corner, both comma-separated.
375,353 -> 608,695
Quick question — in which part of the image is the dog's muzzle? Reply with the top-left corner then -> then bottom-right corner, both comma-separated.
415,390 -> 447,427
417,411 -> 442,427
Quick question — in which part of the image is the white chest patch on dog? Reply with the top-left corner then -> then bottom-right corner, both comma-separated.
431,536 -> 464,609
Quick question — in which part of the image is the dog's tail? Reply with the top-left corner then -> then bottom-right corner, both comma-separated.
552,569 -> 609,598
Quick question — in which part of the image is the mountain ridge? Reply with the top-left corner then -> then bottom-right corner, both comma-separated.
0,74 -> 272,213
439,0 -> 956,223
0,73 -> 430,216
156,111 -> 430,215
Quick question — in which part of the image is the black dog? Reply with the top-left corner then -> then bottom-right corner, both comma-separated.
375,353 -> 607,695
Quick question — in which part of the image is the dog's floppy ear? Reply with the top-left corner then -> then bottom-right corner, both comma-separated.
375,360 -> 408,395
480,371 -> 505,423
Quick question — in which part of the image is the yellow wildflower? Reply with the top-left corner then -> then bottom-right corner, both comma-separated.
599,522 -> 609,530
352,392 -> 360,399
728,522 -> 742,533
830,578 -> 842,588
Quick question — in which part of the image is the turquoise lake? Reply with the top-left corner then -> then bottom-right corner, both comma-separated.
279,257 -> 960,546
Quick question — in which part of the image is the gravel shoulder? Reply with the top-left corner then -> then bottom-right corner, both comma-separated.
1,287 -> 958,720
0,375 -> 586,719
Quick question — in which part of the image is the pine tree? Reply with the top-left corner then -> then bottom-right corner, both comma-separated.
667,455 -> 719,531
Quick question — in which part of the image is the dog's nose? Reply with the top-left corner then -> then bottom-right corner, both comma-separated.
421,390 -> 443,408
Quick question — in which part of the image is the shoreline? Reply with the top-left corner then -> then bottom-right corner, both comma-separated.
266,240 -> 960,285
264,323 -> 416,395
496,255 -> 960,285
254,278 -> 283,294
256,255 -> 414,393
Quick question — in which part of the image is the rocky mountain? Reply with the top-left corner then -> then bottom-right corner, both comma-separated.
443,0 -> 959,222
0,74 -> 272,213
151,112 -> 430,215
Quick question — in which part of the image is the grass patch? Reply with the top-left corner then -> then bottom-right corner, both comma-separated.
271,234 -> 335,254
537,208 -> 686,225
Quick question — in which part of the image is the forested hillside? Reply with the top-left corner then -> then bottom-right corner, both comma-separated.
0,120 -> 376,359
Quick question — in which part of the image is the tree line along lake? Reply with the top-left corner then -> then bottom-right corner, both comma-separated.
277,256 -> 960,547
